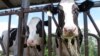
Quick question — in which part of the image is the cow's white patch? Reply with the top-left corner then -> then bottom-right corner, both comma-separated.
27,17 -> 42,46
60,2 -> 75,28
47,11 -> 52,17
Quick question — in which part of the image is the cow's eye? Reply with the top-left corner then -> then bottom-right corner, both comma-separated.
73,9 -> 79,16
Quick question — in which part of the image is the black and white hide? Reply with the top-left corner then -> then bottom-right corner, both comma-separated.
2,27 -> 31,56
44,0 -> 93,56
26,17 -> 47,56
1,17 -> 47,56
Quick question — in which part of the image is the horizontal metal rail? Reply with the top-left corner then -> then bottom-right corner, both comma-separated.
0,1 -> 100,16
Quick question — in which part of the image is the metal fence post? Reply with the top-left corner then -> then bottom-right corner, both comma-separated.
83,12 -> 89,56
48,16 -> 52,56
6,14 -> 12,56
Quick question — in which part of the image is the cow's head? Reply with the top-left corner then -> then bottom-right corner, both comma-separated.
59,0 -> 79,38
26,18 -> 47,47
44,0 -> 93,38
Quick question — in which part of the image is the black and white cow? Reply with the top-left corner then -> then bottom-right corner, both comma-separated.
1,17 -> 47,56
44,0 -> 93,56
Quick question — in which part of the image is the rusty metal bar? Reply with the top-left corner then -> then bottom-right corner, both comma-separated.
6,14 -> 12,56
83,12 -> 89,56
0,7 -> 42,16
48,16 -> 52,56
41,11 -> 45,56
15,11 -> 24,56
0,1 -> 100,16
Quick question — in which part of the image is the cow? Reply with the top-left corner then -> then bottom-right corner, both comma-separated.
26,17 -> 47,56
44,0 -> 93,56
1,17 -> 48,56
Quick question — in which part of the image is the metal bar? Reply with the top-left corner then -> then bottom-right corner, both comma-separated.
86,12 -> 100,37
88,33 -> 99,40
15,0 -> 30,56
0,1 -> 100,16
88,33 -> 100,56
97,38 -> 100,56
93,1 -> 100,7
21,0 -> 30,26
48,16 -> 52,56
41,11 -> 45,56
58,12 -> 63,56
83,12 -> 89,56
6,14 -> 12,56
15,12 -> 24,56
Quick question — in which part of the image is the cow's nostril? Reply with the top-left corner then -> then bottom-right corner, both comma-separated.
31,40 -> 34,43
63,27 -> 76,33
27,40 -> 34,46
64,28 -> 67,32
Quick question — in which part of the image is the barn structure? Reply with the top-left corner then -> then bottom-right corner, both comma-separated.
0,0 -> 100,56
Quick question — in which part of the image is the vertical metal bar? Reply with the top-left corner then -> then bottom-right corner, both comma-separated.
6,14 -> 12,56
58,13 -> 63,56
86,12 -> 100,37
48,16 -> 52,56
17,12 -> 24,56
41,11 -> 45,56
97,38 -> 100,56
83,12 -> 89,56
21,0 -> 30,25
14,0 -> 30,56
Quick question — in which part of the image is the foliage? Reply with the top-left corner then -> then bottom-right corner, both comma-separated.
80,36 -> 97,56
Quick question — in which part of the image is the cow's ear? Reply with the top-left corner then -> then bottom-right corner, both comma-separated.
44,5 -> 58,15
78,1 -> 94,12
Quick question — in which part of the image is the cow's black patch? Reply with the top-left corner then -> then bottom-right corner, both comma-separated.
24,44 -> 27,48
55,38 -> 58,48
36,20 -> 42,37
23,26 -> 30,38
71,38 -> 75,45
9,26 -> 29,47
36,45 -> 41,52
44,5 -> 58,15
36,20 -> 46,45
78,1 -> 94,12
9,28 -> 17,47
64,39 -> 68,45
78,28 -> 83,46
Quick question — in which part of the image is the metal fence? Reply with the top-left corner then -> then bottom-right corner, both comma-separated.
0,0 -> 100,56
